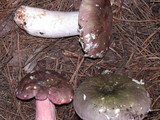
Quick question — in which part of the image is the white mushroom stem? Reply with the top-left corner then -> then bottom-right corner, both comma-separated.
36,98 -> 56,120
14,6 -> 79,38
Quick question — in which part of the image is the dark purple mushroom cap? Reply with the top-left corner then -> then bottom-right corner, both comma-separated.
16,70 -> 73,104
79,0 -> 112,58
73,74 -> 151,120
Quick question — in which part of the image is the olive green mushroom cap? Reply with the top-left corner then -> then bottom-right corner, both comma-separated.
73,74 -> 151,120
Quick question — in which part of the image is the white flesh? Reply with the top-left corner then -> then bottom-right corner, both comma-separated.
14,6 -> 79,38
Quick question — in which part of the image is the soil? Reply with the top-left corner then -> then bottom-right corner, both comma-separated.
0,0 -> 159,120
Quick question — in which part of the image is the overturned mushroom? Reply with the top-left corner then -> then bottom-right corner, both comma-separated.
14,0 -> 112,58
16,70 -> 73,120
73,74 -> 151,120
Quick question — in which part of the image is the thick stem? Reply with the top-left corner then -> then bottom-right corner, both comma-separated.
14,6 -> 79,38
36,98 -> 56,120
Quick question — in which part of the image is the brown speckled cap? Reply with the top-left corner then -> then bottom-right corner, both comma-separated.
79,0 -> 112,58
16,70 -> 73,104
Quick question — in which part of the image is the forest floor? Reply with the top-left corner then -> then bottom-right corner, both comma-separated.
0,0 -> 159,120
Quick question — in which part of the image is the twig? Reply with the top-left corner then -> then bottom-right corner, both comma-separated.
113,17 -> 160,22
69,57 -> 84,90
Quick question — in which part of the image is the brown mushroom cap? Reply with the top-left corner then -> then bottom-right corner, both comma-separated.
73,74 -> 151,120
79,0 -> 112,58
16,70 -> 73,104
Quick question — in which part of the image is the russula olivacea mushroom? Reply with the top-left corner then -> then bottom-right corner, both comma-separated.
73,74 -> 151,120
14,0 -> 113,58
16,70 -> 73,120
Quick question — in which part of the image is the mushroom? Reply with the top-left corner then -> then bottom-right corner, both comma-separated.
14,0 -> 112,58
78,0 -> 112,58
73,74 -> 151,120
16,70 -> 73,120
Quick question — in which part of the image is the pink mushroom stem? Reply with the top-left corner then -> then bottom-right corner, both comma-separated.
36,98 -> 56,120
14,6 -> 79,38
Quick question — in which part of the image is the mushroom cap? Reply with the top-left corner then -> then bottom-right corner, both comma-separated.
79,0 -> 112,58
73,74 -> 151,120
16,70 -> 73,104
